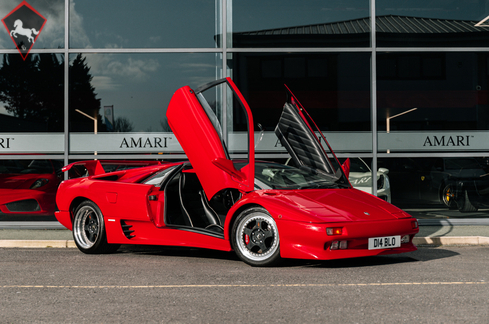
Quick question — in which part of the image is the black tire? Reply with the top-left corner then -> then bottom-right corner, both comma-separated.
231,207 -> 281,267
459,190 -> 478,213
72,200 -> 120,254
441,184 -> 457,210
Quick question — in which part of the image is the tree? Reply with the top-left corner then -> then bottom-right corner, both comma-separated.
160,117 -> 172,132
69,54 -> 101,131
0,53 -> 100,132
113,117 -> 134,132
0,54 -> 44,126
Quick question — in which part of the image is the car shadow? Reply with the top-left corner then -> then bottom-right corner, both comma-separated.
280,248 -> 459,268
115,245 -> 459,268
116,245 -> 241,262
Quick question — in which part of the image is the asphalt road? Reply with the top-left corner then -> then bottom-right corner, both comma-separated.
1,246 -> 488,323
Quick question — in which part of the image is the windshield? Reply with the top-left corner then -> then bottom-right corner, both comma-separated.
236,162 -> 350,190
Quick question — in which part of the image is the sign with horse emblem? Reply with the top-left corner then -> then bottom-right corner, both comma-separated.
2,1 -> 46,61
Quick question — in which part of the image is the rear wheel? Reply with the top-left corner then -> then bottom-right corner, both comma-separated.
73,200 -> 120,254
442,184 -> 457,210
231,207 -> 281,267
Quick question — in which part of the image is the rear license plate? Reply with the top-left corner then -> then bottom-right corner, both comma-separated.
368,235 -> 401,250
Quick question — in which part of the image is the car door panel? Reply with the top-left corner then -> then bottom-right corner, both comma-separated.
166,78 -> 255,200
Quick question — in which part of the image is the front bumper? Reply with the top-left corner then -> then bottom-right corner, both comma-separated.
277,217 -> 418,260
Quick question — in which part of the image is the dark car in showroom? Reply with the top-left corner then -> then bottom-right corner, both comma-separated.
378,157 -> 488,211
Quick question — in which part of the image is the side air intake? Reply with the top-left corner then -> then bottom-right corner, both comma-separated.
121,220 -> 135,239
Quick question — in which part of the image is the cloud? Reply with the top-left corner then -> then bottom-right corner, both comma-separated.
82,54 -> 160,91
106,57 -> 160,80
69,0 -> 91,48
91,75 -> 121,91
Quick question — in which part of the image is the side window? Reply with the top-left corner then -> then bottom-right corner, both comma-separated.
143,166 -> 179,188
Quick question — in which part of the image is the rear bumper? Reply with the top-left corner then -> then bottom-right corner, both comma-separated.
277,218 -> 418,260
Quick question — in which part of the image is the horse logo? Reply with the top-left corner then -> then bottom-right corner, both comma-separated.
1,1 -> 46,60
10,19 -> 39,44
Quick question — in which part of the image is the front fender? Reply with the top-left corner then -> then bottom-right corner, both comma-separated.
223,190 -> 335,241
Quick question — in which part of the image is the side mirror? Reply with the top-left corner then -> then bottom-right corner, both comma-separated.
378,167 -> 389,175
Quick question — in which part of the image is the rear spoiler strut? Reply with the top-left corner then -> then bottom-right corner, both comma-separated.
61,160 -> 106,177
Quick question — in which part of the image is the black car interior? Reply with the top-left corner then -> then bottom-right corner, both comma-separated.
163,165 -> 240,235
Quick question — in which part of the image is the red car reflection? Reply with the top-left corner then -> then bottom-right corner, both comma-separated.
0,159 -> 63,216
55,78 -> 419,266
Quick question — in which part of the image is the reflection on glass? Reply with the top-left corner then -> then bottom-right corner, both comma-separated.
0,0 -> 65,50
0,53 -> 64,132
0,159 -> 63,218
376,0 -> 489,47
69,53 -> 219,133
378,157 -> 489,218
377,52 -> 489,131
231,0 -> 369,48
69,0 -> 219,48
229,52 -> 371,132
346,157 -> 391,203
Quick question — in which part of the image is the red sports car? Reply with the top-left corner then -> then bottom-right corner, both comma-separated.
0,159 -> 63,216
55,78 -> 419,266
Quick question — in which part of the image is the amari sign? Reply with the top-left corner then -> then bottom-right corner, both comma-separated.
378,131 -> 485,152
2,1 -> 46,60
0,131 -> 487,154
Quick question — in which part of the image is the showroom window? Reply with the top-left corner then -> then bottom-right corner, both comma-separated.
69,0 -> 220,48
1,0 -> 489,221
377,52 -> 489,154
231,0 -> 370,48
68,53 -> 220,155
376,0 -> 489,47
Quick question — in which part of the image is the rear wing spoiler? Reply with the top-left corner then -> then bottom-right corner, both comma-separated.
62,160 -> 162,177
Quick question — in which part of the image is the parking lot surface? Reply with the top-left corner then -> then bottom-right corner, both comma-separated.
1,246 -> 488,323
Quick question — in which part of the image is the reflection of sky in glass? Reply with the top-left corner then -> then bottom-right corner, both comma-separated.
74,53 -> 220,132
232,0 -> 369,32
69,0 -> 218,48
0,0 -> 65,49
377,0 -> 488,21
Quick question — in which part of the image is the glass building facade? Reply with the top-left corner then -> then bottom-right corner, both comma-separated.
2,0 -> 489,221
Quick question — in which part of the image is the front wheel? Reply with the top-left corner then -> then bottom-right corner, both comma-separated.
231,207 -> 281,267
73,200 -> 120,254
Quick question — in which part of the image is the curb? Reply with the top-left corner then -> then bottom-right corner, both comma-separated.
413,236 -> 489,246
1,237 -> 489,248
0,240 -> 76,248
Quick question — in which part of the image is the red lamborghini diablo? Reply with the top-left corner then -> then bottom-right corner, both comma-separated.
55,78 -> 419,266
